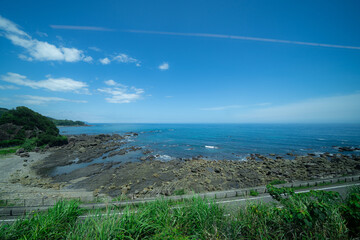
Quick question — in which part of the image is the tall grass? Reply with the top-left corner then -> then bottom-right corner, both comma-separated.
0,187 -> 359,239
0,200 -> 82,240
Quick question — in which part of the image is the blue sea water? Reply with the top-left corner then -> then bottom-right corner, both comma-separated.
59,123 -> 360,161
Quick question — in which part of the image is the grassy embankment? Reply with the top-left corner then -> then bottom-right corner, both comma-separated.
1,185 -> 359,239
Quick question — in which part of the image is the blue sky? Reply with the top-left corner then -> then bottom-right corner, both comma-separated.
0,0 -> 359,123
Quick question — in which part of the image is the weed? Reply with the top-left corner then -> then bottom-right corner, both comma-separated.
269,179 -> 287,185
174,188 -> 186,195
249,189 -> 259,196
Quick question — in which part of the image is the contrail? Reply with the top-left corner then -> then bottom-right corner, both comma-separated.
50,25 -> 115,31
125,30 -> 360,50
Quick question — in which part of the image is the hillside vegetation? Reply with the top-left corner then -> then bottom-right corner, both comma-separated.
0,106 -> 67,149
49,118 -> 87,126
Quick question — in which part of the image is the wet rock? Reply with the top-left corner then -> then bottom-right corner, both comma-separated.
143,149 -> 152,155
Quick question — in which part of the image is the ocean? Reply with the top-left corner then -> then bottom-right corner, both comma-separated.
59,123 -> 360,161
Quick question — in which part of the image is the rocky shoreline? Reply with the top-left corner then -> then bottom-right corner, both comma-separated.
6,133 -> 360,200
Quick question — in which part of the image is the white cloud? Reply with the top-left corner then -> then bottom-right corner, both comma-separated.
89,46 -> 101,52
83,56 -> 93,62
113,53 -> 138,63
0,15 -> 28,36
0,85 -> 18,90
99,57 -> 111,64
104,79 -> 126,87
1,72 -> 89,93
104,80 -> 116,86
158,62 -> 169,70
19,95 -> 87,105
98,83 -> 144,104
99,54 -> 141,66
0,15 -> 92,62
236,93 -> 360,123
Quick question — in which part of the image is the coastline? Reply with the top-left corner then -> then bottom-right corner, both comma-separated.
1,133 -> 359,202
0,152 -> 96,203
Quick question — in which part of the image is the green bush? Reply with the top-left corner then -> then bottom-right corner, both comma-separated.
21,138 -> 37,151
342,186 -> 360,237
249,189 -> 259,196
265,185 -> 348,239
36,134 -> 68,147
269,179 -> 286,185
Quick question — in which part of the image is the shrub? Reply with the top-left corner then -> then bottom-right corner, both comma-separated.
249,189 -> 259,196
266,185 -> 348,239
21,138 -> 37,151
342,186 -> 360,237
36,134 -> 68,147
269,179 -> 286,185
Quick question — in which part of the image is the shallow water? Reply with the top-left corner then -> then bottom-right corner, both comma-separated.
59,123 -> 360,161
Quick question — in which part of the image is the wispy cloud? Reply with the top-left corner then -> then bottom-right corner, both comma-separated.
89,46 -> 101,52
104,79 -> 125,87
201,105 -> 244,111
125,30 -> 360,50
99,57 -> 111,65
158,62 -> 169,70
0,85 -> 19,90
50,25 -> 115,31
1,72 -> 89,94
0,15 -> 92,62
98,80 -> 144,103
19,95 -> 87,105
114,53 -> 138,64
237,93 -> 360,123
201,103 -> 271,111
36,31 -> 48,37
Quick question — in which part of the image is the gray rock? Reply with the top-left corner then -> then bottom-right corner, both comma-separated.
16,148 -> 25,155
20,152 -> 30,158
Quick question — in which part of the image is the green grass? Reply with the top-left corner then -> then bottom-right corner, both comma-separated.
174,188 -> 186,196
292,180 -> 346,190
0,146 -> 20,156
249,189 -> 259,196
269,179 -> 287,185
1,187 -> 359,239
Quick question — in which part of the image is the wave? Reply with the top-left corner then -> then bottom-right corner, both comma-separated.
155,154 -> 174,161
205,145 -> 219,149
